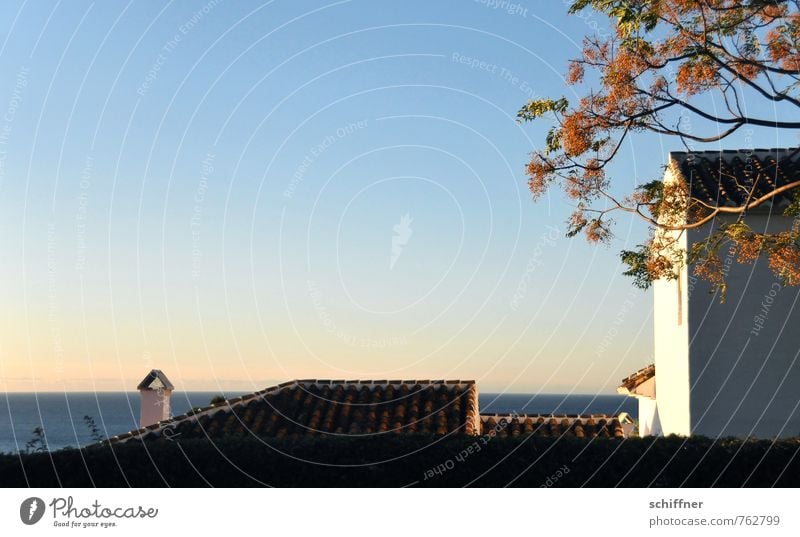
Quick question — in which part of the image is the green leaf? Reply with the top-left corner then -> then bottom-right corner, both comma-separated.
620,246 -> 654,290
545,127 -> 563,154
567,0 -> 593,15
783,188 -> 800,217
517,97 -> 569,123
722,221 -> 752,241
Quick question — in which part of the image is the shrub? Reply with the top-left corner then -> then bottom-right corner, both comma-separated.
1,434 -> 797,487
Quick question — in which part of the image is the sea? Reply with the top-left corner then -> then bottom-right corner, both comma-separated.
0,392 -> 636,454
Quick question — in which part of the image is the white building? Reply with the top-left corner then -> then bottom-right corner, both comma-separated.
617,364 -> 658,436
137,369 -> 174,428
620,148 -> 800,438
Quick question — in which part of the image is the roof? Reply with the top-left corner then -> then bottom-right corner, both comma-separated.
669,147 -> 800,208
480,413 -> 632,439
617,364 -> 655,396
136,369 -> 174,391
110,379 -> 480,443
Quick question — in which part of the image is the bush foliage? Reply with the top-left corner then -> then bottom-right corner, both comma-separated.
1,434 -> 798,487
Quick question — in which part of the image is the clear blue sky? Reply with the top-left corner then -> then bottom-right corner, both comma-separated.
0,0 -> 792,393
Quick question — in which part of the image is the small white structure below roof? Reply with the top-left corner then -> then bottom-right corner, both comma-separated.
617,364 -> 655,399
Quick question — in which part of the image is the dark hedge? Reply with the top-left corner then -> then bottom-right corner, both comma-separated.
1,434 -> 798,487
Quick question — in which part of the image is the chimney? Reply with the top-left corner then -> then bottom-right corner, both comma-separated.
137,369 -> 174,428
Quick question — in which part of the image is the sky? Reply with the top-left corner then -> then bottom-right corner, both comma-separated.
0,0 -> 793,393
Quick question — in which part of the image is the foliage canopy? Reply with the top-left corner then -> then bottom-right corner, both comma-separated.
521,0 -> 800,292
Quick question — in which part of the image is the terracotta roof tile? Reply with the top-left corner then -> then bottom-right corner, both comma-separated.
109,379 -> 635,443
111,380 -> 480,443
618,364 -> 655,394
670,148 -> 799,208
480,413 -> 632,439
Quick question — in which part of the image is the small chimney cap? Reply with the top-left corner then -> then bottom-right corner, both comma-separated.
137,369 -> 175,391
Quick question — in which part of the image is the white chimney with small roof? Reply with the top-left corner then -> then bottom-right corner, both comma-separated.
137,369 -> 174,428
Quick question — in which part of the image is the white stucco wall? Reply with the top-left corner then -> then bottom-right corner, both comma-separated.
685,214 -> 800,438
638,397 -> 660,436
684,214 -> 800,438
653,227 -> 692,436
650,154 -> 800,439
140,389 -> 172,428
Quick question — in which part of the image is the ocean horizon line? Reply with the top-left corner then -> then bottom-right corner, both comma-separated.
1,390 -> 624,396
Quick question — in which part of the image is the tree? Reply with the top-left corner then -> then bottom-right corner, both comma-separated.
83,415 -> 104,443
520,0 -> 800,293
25,426 -> 48,453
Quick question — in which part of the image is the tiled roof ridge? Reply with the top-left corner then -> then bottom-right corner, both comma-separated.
619,363 -> 655,386
479,413 -> 627,419
667,147 -> 799,208
191,378 -> 477,414
107,378 -> 478,444
669,146 -> 799,158
480,412 -> 633,438
283,380 -> 480,437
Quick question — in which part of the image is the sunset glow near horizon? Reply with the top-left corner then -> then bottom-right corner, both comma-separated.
0,1 -> 794,394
